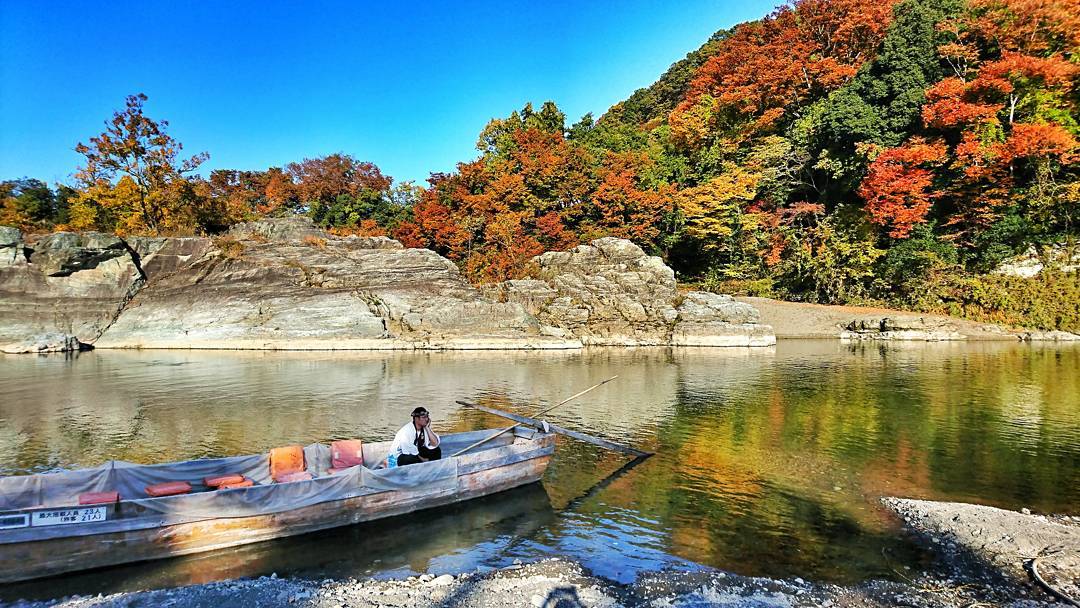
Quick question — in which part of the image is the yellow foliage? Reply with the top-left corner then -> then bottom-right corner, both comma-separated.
669,95 -> 718,150
675,165 -> 761,250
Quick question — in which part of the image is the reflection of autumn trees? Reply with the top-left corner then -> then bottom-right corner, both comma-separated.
601,343 -> 1079,579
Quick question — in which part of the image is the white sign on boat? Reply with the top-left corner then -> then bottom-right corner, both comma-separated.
30,507 -> 107,527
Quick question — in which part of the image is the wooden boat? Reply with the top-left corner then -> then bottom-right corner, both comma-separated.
0,427 -> 556,583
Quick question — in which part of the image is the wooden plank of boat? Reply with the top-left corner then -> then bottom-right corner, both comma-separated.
0,429 -> 555,584
455,400 -> 653,458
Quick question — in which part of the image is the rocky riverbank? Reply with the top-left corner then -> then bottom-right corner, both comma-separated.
4,555 -> 1064,608
0,219 -> 773,353
4,220 -> 1076,353
884,498 -> 1080,604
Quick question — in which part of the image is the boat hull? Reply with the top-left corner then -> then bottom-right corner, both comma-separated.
0,433 -> 554,583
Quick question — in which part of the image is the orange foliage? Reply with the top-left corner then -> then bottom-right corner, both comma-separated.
393,123 -> 672,283
921,78 -> 1000,129
965,0 -> 1080,56
859,139 -> 948,238
590,152 -> 674,244
287,154 -> 391,205
328,219 -> 387,237
674,0 -> 896,138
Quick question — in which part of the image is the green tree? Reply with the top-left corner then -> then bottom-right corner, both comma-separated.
811,0 -> 964,195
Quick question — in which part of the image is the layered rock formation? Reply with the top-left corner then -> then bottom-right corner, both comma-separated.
0,219 -> 775,352
486,238 -> 773,346
0,230 -> 145,352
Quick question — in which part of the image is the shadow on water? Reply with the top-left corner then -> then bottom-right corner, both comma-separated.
0,483 -> 556,603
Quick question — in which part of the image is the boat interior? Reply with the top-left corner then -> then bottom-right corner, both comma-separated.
0,427 -> 539,519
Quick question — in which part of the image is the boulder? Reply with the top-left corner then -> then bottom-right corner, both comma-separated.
671,292 -> 775,346
528,238 -> 681,345
840,316 -> 966,341
227,216 -> 327,242
27,232 -> 128,277
993,244 -> 1080,278
508,239 -> 775,346
0,226 -> 24,267
0,229 -> 147,352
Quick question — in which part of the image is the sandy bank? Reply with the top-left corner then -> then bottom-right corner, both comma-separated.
737,296 -> 1080,341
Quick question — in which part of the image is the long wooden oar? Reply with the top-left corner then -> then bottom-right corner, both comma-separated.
451,375 -> 618,457
458,400 -> 651,457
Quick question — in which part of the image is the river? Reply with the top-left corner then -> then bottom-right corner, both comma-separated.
1,341 -> 1078,601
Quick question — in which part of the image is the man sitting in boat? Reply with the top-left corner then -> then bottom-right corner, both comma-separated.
388,407 -> 442,466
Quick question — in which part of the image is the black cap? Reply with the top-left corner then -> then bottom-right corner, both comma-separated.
411,407 -> 429,417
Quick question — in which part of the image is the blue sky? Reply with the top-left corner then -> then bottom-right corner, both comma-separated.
0,1 -> 776,186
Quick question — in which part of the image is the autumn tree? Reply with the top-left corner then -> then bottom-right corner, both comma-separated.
858,139 -> 948,237
671,0 -> 897,148
73,94 -> 210,234
0,179 -> 74,229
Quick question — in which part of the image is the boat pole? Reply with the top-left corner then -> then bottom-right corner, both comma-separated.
451,375 -> 618,457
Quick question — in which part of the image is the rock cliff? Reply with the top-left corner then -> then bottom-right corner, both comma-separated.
484,238 -> 773,346
0,219 -> 775,352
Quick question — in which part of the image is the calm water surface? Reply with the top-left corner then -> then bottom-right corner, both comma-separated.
1,341 -> 1078,600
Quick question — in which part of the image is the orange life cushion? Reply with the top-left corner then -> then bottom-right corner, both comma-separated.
79,491 -> 120,505
331,439 -> 364,469
204,474 -> 245,487
269,445 -> 305,479
145,481 -> 192,497
274,471 -> 313,483
219,478 -> 254,489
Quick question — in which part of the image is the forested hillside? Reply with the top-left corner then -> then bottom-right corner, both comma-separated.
3,0 -> 1078,330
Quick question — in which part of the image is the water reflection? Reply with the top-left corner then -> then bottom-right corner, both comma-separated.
1,342 -> 1078,595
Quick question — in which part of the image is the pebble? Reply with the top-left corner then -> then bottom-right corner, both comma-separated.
530,593 -> 545,607
1021,508 -> 1031,515
430,574 -> 455,586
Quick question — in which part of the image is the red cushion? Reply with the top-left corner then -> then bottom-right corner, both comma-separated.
274,471 -> 313,483
145,481 -> 192,497
79,491 -> 120,505
204,474 -> 245,487
219,478 -> 254,489
331,440 -> 364,469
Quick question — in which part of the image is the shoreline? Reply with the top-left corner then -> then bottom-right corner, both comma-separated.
1,553 -> 1059,608
6,220 -> 1075,355
736,296 -> 1080,342
6,500 -> 1076,607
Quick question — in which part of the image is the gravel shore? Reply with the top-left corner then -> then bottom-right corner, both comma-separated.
4,556 -> 1065,608
884,498 -> 1080,603
5,499 -> 1077,607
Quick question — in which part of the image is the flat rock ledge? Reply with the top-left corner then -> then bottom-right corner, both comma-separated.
0,220 -> 775,353
7,556 -> 1063,608
883,498 -> 1080,602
